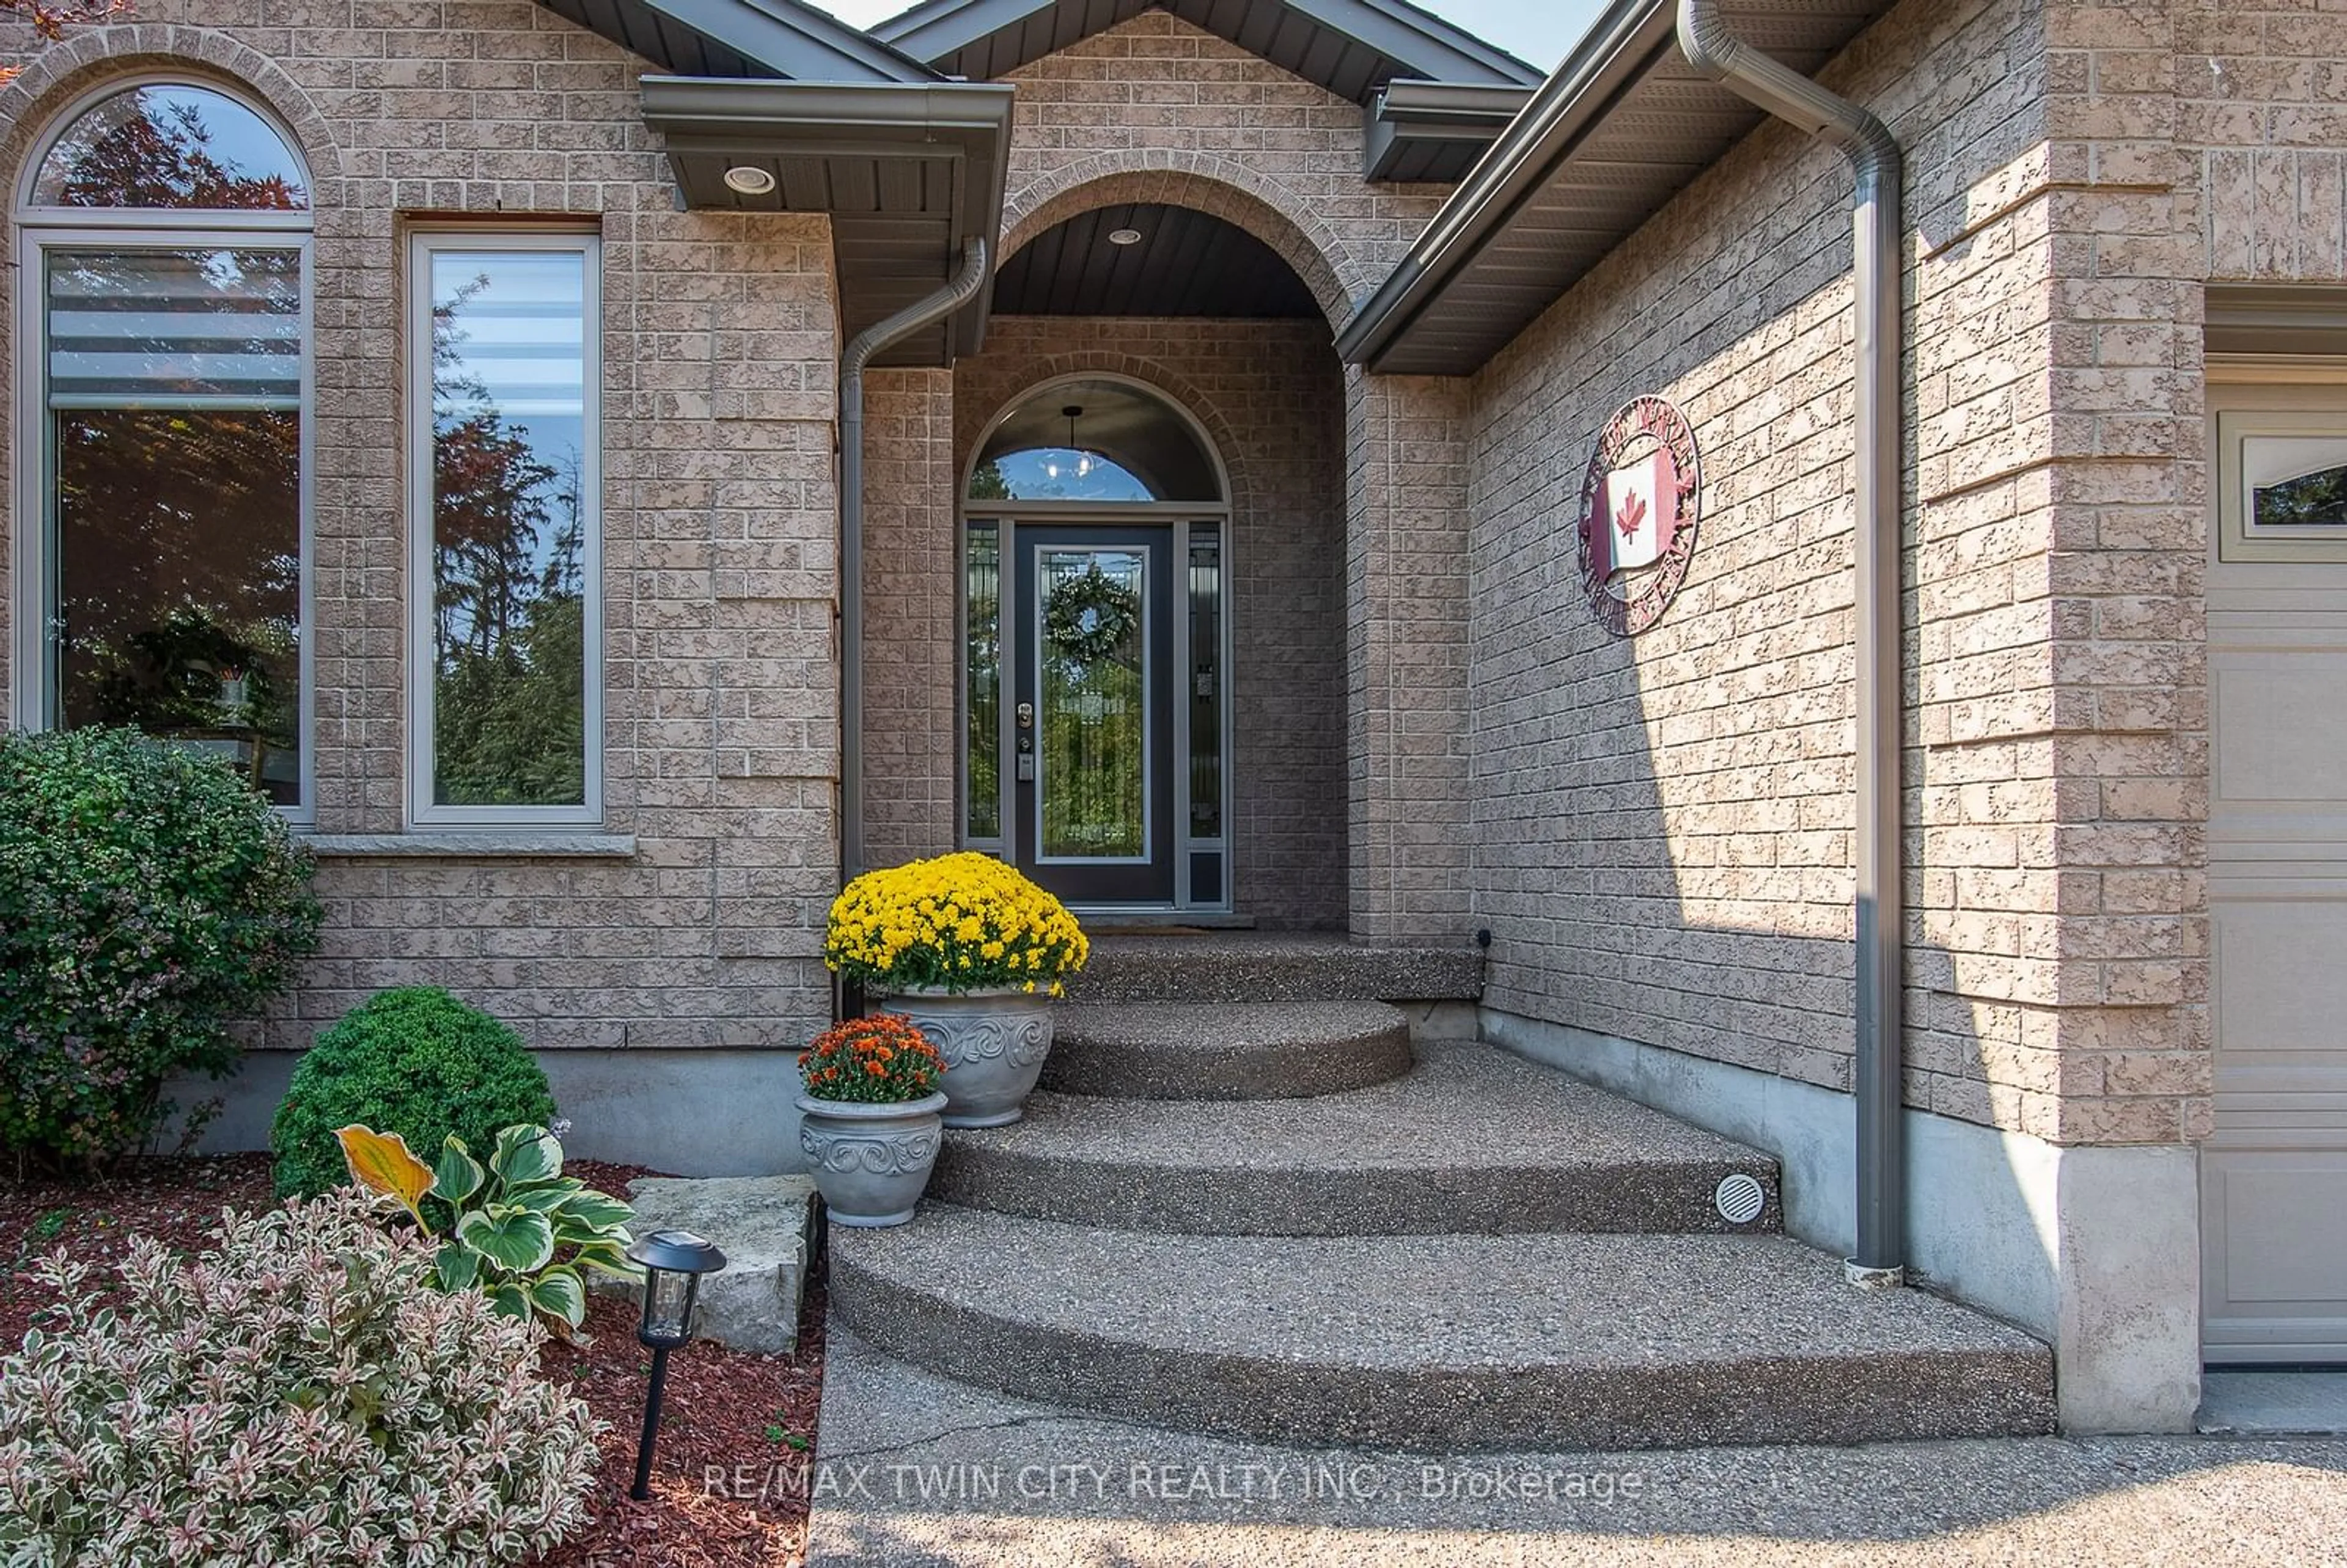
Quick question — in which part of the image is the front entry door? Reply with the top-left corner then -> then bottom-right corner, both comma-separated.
1012,528 -> 1175,904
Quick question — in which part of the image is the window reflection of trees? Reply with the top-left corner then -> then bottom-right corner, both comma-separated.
2256,466 -> 2347,529
427,271 -> 588,808
36,86 -> 307,210
35,83 -> 309,802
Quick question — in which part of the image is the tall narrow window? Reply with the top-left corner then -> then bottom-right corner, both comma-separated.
966,522 -> 1002,841
16,82 -> 312,810
408,234 -> 601,823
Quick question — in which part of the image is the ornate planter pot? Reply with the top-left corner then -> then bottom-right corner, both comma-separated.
890,987 -> 1056,1128
796,1091 -> 948,1228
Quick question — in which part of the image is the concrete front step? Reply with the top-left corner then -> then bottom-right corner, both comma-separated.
828,1207 -> 2058,1452
944,1039 -> 1780,1235
1063,933 -> 1483,1006
1041,1000 -> 1415,1101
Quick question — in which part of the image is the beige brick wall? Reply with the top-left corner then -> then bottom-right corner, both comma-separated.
1347,371 -> 1474,942
2008,0 -> 2347,1143
0,4 -> 845,1051
1465,0 -> 2341,1147
862,367 -> 959,863
1464,0 -> 2148,1137
940,317 -> 1350,929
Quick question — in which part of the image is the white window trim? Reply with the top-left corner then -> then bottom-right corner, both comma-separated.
11,76 -> 317,821
405,228 -> 604,829
2212,386 -> 2347,565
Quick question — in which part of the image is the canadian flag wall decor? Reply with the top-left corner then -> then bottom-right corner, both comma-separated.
1588,447 -> 1679,581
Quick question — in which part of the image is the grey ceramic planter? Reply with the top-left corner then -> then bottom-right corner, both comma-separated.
796,1091 -> 947,1228
890,987 -> 1056,1128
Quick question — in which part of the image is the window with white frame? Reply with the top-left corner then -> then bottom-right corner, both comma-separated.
2215,393 -> 2347,563
406,233 -> 603,825
13,81 -> 312,810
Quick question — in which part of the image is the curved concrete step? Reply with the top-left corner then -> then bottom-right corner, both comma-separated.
828,1208 -> 2058,1452
1040,1000 -> 1413,1101
1062,934 -> 1483,1005
941,1041 -> 1780,1235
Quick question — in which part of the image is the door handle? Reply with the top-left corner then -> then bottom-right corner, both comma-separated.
1016,702 -> 1034,730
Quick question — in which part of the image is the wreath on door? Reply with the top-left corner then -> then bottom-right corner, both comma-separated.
1043,564 -> 1140,663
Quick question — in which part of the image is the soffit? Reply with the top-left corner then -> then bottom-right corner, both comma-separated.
641,78 -> 1015,365
872,0 -> 1543,103
994,203 -> 1322,318
1337,0 -> 1897,376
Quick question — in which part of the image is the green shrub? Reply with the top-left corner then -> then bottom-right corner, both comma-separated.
0,1191 -> 600,1563
271,987 -> 556,1201
0,726 -> 321,1169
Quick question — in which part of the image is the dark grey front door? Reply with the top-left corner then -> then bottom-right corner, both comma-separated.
1012,527 -> 1175,904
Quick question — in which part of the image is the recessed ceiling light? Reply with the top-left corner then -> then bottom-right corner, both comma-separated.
1107,228 -> 1144,247
722,165 -> 777,196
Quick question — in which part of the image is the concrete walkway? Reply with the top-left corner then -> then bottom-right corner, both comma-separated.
805,1332 -> 2347,1567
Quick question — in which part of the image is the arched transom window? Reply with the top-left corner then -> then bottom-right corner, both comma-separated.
969,378 -> 1224,504
15,81 -> 314,810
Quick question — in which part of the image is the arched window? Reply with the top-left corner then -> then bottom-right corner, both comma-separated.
15,81 -> 313,811
969,379 -> 1224,504
29,82 -> 310,210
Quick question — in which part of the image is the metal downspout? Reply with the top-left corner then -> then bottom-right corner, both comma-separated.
837,238 -> 990,887
1676,0 -> 1908,1286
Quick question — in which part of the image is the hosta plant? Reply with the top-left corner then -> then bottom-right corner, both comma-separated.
339,1121 -> 633,1334
0,1191 -> 600,1566
825,851 -> 1089,995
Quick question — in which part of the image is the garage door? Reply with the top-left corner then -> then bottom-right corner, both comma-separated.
2204,375 -> 2347,1364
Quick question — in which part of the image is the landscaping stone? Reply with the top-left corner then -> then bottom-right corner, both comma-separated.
597,1174 -> 818,1355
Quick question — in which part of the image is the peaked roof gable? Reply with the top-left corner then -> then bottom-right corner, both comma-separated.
535,0 -> 939,82
873,0 -> 1541,103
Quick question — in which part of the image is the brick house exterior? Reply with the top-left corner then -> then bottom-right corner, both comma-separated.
6,0 -> 2347,1430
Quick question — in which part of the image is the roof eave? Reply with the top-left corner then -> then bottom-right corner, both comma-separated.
872,0 -> 1544,92
1336,0 -> 1677,370
641,76 -> 1016,361
1363,80 -> 1535,180
540,0 -> 942,81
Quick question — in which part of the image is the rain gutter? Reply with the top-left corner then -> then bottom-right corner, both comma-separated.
1677,0 -> 1908,1288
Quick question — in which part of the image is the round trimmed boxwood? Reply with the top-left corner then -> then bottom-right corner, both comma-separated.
0,727 -> 321,1170
271,986 -> 557,1200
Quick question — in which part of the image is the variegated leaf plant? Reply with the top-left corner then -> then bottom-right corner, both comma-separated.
336,1121 -> 634,1335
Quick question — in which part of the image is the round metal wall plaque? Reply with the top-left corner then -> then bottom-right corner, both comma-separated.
1714,1172 -> 1767,1226
1576,395 -> 1702,637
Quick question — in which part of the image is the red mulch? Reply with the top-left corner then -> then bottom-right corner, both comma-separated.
0,1155 -> 826,1568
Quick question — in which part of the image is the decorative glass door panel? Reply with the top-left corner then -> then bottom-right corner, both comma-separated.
1037,547 -> 1147,859
1011,529 -> 1175,904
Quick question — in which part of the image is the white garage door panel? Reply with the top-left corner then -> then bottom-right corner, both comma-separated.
2215,654 -> 2347,804
2222,1164 -> 2347,1299
2205,379 -> 2347,1365
2213,901 -> 2347,1068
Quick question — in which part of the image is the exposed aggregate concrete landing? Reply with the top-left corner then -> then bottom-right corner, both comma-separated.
828,1209 -> 2056,1452
807,1330 -> 2347,1568
938,1039 -> 1780,1235
1041,1000 -> 1415,1100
